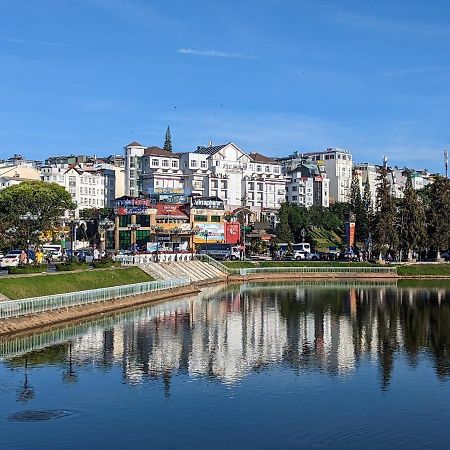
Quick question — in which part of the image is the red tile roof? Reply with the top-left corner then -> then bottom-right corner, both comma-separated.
249,152 -> 276,164
144,147 -> 180,158
125,141 -> 144,147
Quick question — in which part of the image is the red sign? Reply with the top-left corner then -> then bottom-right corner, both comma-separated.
225,222 -> 240,244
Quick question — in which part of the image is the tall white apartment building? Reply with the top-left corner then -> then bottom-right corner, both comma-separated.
124,142 -> 184,196
353,163 -> 378,209
179,143 -> 286,216
301,148 -> 353,203
41,163 -> 105,210
286,160 -> 329,207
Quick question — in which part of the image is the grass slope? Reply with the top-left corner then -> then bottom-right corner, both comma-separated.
0,267 -> 153,300
396,264 -> 450,277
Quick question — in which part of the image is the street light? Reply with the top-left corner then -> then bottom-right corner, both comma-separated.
99,219 -> 114,256
203,230 -> 210,256
152,225 -> 163,262
19,212 -> 39,264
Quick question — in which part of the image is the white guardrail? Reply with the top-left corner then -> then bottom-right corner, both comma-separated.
0,277 -> 190,320
239,266 -> 397,276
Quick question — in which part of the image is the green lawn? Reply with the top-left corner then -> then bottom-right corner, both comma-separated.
223,261 -> 377,269
396,264 -> 450,277
0,267 -> 153,300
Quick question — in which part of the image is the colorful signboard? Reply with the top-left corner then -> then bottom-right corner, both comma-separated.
115,198 -> 151,215
193,223 -> 224,242
225,222 -> 240,244
153,187 -> 184,194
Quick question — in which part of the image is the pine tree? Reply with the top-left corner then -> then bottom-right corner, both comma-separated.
373,168 -> 398,259
276,202 -> 294,242
426,176 -> 450,258
163,126 -> 172,152
350,172 -> 365,247
399,173 -> 426,260
361,178 -> 372,250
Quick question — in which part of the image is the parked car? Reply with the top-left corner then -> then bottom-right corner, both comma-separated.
307,252 -> 321,261
293,250 -> 309,260
0,250 -> 23,268
77,249 -> 94,263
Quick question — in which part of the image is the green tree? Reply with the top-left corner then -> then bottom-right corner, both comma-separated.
426,176 -> 450,258
0,181 -> 75,250
163,126 -> 172,152
399,174 -> 427,260
276,202 -> 293,242
350,172 -> 366,246
373,168 -> 398,258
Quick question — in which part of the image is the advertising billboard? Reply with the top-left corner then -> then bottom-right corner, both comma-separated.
115,198 -> 151,215
225,222 -> 240,244
193,223 -> 224,242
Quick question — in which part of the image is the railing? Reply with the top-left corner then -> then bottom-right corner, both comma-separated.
0,277 -> 190,320
239,266 -> 397,276
117,252 -> 194,265
194,254 -> 240,274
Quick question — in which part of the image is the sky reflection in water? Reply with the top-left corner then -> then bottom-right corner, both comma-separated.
1,281 -> 450,449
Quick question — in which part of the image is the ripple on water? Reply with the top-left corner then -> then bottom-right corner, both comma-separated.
8,410 -> 74,422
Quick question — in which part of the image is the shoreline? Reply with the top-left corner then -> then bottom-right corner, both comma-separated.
1,272 -> 450,337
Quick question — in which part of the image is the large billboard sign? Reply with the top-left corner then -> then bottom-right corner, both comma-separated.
225,222 -> 240,244
115,198 -> 151,215
193,223 -> 224,242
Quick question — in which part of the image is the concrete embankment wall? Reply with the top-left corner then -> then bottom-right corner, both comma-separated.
0,284 -> 200,337
228,272 -> 399,282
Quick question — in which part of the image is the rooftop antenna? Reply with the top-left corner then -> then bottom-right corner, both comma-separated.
445,149 -> 448,178
208,139 -> 213,147
383,155 -> 388,170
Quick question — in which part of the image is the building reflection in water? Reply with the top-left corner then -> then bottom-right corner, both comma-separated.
4,282 -> 450,392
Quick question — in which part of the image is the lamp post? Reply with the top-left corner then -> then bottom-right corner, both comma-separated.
99,219 -> 114,256
203,230 -> 210,256
69,219 -> 80,262
127,223 -> 141,253
152,226 -> 163,262
19,212 -> 39,264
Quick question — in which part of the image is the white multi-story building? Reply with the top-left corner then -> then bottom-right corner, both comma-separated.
0,154 -> 41,190
180,143 -> 286,216
124,142 -> 184,197
41,163 -> 105,210
286,160 -> 329,207
301,148 -> 353,203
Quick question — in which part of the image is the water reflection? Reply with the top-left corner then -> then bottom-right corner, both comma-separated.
2,281 -> 450,393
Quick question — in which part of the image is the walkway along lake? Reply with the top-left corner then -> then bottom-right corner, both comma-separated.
1,280 -> 450,449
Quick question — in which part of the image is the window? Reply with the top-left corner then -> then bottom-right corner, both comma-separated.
220,180 -> 227,189
210,215 -> 221,222
201,160 -> 207,168
119,216 -> 130,227
211,180 -> 218,188
256,165 -> 262,172
191,160 -> 197,167
249,182 -> 254,190
265,165 -> 270,172
136,215 -> 150,227
119,230 -> 131,250
194,215 -> 208,222
292,186 -> 298,192
274,166 -> 280,174
292,195 -> 297,201
172,160 -> 178,168
257,183 -> 263,191
162,160 -> 169,167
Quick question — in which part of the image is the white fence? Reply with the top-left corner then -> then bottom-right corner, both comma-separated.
117,252 -> 194,265
0,277 -> 190,320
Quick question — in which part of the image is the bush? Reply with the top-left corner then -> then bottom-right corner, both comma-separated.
8,264 -> 48,275
55,262 -> 89,272
93,259 -> 120,269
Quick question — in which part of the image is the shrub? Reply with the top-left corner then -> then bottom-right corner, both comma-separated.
93,259 -> 120,269
8,265 -> 48,275
55,262 -> 89,272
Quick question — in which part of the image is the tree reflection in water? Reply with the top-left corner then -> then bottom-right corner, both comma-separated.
4,282 -> 450,392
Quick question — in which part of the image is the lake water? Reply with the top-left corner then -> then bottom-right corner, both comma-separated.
1,280 -> 450,449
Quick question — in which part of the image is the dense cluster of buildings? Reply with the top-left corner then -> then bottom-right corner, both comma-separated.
0,139 -> 436,250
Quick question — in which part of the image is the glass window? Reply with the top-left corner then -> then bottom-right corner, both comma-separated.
136,215 -> 150,227
256,165 -> 262,172
172,160 -> 178,168
265,165 -> 270,172
119,230 -> 131,250
201,160 -> 207,168
136,230 -> 150,247
210,215 -> 221,222
191,160 -> 197,167
119,215 -> 130,227
194,215 -> 208,222
162,160 -> 169,167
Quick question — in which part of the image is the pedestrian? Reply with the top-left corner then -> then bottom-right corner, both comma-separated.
35,249 -> 44,265
93,248 -> 100,260
19,250 -> 27,265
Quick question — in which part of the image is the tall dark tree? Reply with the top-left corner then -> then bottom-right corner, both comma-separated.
426,176 -> 450,258
361,178 -> 373,251
399,173 -> 427,260
350,172 -> 365,245
276,202 -> 294,242
373,168 -> 398,258
163,126 -> 172,152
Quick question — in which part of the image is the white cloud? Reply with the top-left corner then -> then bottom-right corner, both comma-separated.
0,37 -> 62,46
177,48 -> 259,60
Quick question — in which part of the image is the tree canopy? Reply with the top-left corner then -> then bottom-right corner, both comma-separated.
0,181 -> 75,250
163,126 -> 172,152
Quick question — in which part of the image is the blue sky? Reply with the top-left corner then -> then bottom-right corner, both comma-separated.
1,0 -> 450,172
